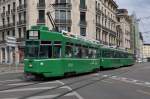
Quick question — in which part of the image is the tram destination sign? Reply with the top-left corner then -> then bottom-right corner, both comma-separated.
27,30 -> 39,40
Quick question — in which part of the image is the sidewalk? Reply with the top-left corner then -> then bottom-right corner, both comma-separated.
0,64 -> 24,74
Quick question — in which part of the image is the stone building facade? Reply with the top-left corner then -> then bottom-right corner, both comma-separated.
117,9 -> 132,51
0,0 -> 134,64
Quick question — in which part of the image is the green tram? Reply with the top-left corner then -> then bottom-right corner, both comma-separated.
24,25 -> 134,78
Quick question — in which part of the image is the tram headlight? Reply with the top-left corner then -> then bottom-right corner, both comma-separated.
40,62 -> 44,66
29,64 -> 32,67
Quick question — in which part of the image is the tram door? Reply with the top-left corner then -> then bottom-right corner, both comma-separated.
64,42 -> 74,73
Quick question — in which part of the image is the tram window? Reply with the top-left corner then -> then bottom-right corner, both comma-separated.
65,42 -> 73,58
114,51 -> 120,58
53,41 -> 61,58
41,41 -> 51,45
88,48 -> 93,58
82,46 -> 89,58
102,50 -> 113,58
96,49 -> 100,58
93,49 -> 97,58
85,48 -> 89,58
74,45 -> 82,58
39,45 -> 49,58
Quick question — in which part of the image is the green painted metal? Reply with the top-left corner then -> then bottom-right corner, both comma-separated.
24,25 -> 135,78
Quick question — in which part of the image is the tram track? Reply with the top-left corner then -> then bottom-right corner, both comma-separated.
20,65 -> 140,99
52,67 -> 138,99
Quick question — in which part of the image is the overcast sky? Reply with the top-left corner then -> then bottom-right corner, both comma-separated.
115,0 -> 150,43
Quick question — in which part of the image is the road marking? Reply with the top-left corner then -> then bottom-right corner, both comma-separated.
0,87 -> 56,93
8,82 -> 34,86
61,86 -> 84,99
137,90 -> 150,96
102,80 -> 113,84
66,92 -> 84,99
58,81 -> 84,99
102,75 -> 109,77
0,79 -> 21,83
2,98 -> 18,99
0,71 -> 23,75
27,94 -> 59,99
8,81 -> 60,86
108,75 -> 150,88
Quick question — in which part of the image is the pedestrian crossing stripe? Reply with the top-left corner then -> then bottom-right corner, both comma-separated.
0,87 -> 56,93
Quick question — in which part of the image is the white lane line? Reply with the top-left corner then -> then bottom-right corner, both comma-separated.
66,92 -> 84,99
102,80 -> 113,84
58,80 -> 84,99
60,85 -> 84,99
0,87 -> 56,93
109,75 -> 150,87
40,80 -> 62,85
8,81 -> 60,86
27,94 -> 59,99
1,98 -> 18,99
137,90 -> 150,96
0,71 -> 23,75
8,82 -> 34,86
0,79 -> 21,83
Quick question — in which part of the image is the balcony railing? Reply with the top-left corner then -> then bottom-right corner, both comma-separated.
1,12 -> 5,18
11,9 -> 16,14
17,38 -> 25,42
0,40 -> 6,44
79,5 -> 87,12
17,20 -> 26,26
6,11 -> 11,16
37,19 -> 45,25
55,19 -> 72,25
53,3 -> 72,9
0,23 -> 14,30
102,41 -> 109,45
96,8 -> 102,14
17,4 -> 27,12
37,3 -> 46,9
80,21 -> 87,27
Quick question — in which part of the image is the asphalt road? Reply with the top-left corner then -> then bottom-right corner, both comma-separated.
0,63 -> 150,99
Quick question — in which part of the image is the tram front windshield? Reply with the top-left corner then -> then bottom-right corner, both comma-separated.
25,46 -> 39,58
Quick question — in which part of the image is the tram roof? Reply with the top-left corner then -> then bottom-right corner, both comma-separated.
29,25 -> 101,47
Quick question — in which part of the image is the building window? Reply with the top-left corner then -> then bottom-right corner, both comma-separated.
19,13 -> 21,22
8,4 -> 10,13
80,0 -> 86,8
38,10 -> 45,22
19,0 -> 22,5
13,15 -> 15,25
23,27 -> 26,37
7,31 -> 10,36
12,29 -> 15,36
39,0 -> 45,7
3,6 -> 5,12
60,0 -> 66,4
60,10 -> 66,19
7,17 -> 10,24
13,2 -> 16,9
80,27 -> 86,36
18,28 -> 21,38
80,12 -> 86,25
2,18 -> 5,25
2,32 -> 5,40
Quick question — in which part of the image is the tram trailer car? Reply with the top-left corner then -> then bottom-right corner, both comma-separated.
24,26 -> 101,78
100,47 -> 134,69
